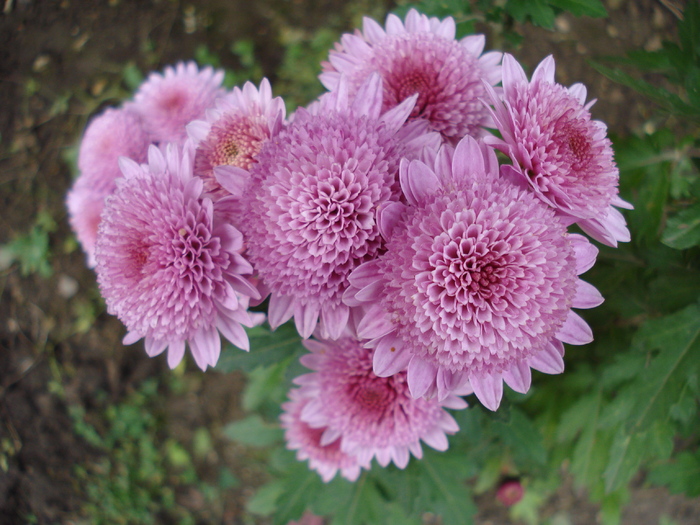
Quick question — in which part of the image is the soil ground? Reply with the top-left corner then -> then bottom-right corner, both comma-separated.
1,0 -> 699,524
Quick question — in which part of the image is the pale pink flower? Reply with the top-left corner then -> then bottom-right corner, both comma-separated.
320,8 -> 501,141
129,62 -> 225,144
66,107 -> 151,267
95,143 -> 262,371
281,388 -> 362,482
483,54 -> 632,246
240,75 -> 440,340
187,78 -> 286,199
344,137 -> 603,410
293,335 -> 467,471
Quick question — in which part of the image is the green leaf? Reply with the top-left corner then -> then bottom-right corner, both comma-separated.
548,0 -> 607,18
589,62 -> 700,120
216,322 -> 305,374
626,304 -> 700,432
493,408 -> 547,466
222,415 -> 283,447
247,480 -> 286,516
662,204 -> 700,249
505,0 -> 555,28
649,451 -> 700,497
412,450 -> 477,525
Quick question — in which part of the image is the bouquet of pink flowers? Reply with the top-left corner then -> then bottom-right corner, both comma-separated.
67,9 -> 630,483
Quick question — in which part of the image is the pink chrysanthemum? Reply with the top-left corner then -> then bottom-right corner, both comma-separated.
281,388 -> 362,482
95,143 -> 262,371
129,62 -> 225,144
66,107 -> 151,267
240,75 -> 440,339
483,54 -> 632,247
320,8 -> 502,141
293,336 -> 467,472
344,137 -> 603,410
187,78 -> 286,199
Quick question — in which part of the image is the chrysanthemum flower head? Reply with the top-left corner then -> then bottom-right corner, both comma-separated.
320,8 -> 502,141
281,388 -> 362,482
129,62 -> 225,144
240,74 -> 440,340
345,136 -> 603,410
95,143 -> 262,371
292,335 -> 467,472
66,107 -> 151,267
483,53 -> 632,246
187,78 -> 286,199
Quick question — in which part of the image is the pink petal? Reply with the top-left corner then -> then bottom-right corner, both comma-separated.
502,360 -> 532,394
373,332 -> 411,377
268,293 -> 295,329
214,165 -> 249,196
569,233 -> 599,274
216,314 -> 250,351
501,54 -> 528,101
407,357 -> 438,399
470,372 -> 504,411
531,55 -> 555,84
167,340 -> 186,369
557,311 -> 593,345
320,304 -> 350,340
377,201 -> 406,240
123,331 -> 143,345
400,158 -> 441,206
528,340 -> 565,375
294,301 -> 320,339
572,279 -> 604,309
351,72 -> 382,120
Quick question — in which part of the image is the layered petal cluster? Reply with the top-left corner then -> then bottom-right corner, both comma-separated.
345,137 -> 602,410
66,107 -> 151,267
95,143 -> 262,370
240,75 -> 439,339
281,388 -> 362,482
320,8 -> 502,141
129,61 -> 225,144
187,78 -> 286,199
483,54 -> 632,246
283,335 -> 466,480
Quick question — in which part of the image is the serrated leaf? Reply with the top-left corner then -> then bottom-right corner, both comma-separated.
602,432 -> 647,493
627,305 -> 700,432
222,415 -> 283,447
216,322 -> 305,373
662,203 -> 700,249
589,62 -> 700,120
557,393 -> 599,442
506,0 -> 556,28
413,451 -> 477,525
548,0 -> 607,18
493,408 -> 547,466
649,451 -> 700,497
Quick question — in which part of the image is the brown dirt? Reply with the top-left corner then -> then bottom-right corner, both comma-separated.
0,0 -> 698,524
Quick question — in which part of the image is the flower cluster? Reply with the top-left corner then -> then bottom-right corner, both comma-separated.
68,9 -> 630,481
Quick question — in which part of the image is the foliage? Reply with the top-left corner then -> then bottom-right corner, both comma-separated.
70,379 -> 221,525
0,210 -> 56,278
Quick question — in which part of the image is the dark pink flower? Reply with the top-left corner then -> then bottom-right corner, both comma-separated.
293,335 -> 466,471
320,8 -> 501,141
240,75 -> 439,339
66,107 -> 150,267
187,78 -> 285,199
345,137 -> 603,410
129,62 -> 224,144
281,388 -> 362,482
95,143 -> 262,370
483,54 -> 632,246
